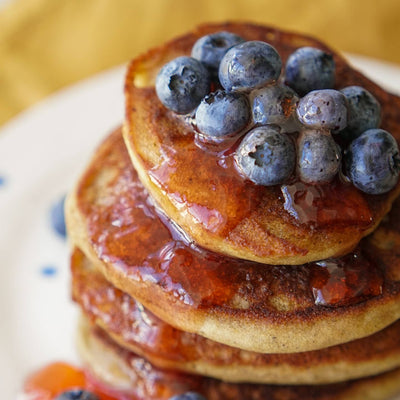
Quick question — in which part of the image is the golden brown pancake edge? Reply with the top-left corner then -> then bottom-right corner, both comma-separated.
123,22 -> 400,265
65,128 -> 400,354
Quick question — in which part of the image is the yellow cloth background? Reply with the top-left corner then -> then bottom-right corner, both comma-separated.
1,0 -> 400,126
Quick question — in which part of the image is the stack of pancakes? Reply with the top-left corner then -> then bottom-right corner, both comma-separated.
65,23 -> 400,399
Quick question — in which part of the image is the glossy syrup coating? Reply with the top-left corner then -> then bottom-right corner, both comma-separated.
123,22 -> 400,265
22,362 -> 125,400
67,128 -> 400,354
71,247 -> 400,385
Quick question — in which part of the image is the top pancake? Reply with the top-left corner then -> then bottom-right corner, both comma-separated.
66,128 -> 400,354
123,22 -> 400,265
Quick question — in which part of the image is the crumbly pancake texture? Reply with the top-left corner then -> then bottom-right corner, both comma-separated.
66,128 -> 400,354
71,247 -> 400,385
123,22 -> 400,265
77,318 -> 400,400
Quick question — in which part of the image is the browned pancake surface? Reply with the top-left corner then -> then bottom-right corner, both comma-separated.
78,319 -> 400,400
66,128 -> 400,353
123,22 -> 400,265
72,247 -> 400,384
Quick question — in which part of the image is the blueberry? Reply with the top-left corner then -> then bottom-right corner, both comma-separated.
297,129 -> 342,184
55,389 -> 99,400
50,194 -> 67,238
169,392 -> 207,400
344,129 -> 400,194
235,125 -> 295,185
285,47 -> 335,96
340,86 -> 381,140
195,90 -> 250,139
191,31 -> 244,78
296,89 -> 347,132
156,56 -> 210,114
219,41 -> 282,91
251,83 -> 300,132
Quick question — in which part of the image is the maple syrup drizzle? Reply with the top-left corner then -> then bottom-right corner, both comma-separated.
147,134 -> 264,237
138,81 -> 382,237
82,133 -> 388,312
72,247 -> 393,370
310,252 -> 383,306
21,352 -> 204,400
22,362 -> 129,400
281,179 -> 373,227
22,360 -> 202,400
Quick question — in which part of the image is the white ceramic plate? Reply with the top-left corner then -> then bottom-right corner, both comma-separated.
1,56 -> 400,400
0,65 -> 125,398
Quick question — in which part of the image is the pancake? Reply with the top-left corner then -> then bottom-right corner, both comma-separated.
123,22 -> 400,265
66,128 -> 400,354
77,318 -> 400,400
71,246 -> 400,385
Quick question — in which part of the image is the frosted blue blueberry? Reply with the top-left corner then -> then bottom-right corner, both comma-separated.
55,390 -> 99,400
195,90 -> 250,139
251,83 -> 299,132
297,129 -> 341,184
340,86 -> 381,140
191,31 -> 244,77
235,125 -> 295,185
169,392 -> 207,400
219,41 -> 282,91
296,89 -> 347,132
156,56 -> 210,114
285,47 -> 335,96
345,129 -> 400,194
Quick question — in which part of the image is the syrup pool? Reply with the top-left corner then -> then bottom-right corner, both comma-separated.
22,362 -> 131,400
310,252 -> 384,306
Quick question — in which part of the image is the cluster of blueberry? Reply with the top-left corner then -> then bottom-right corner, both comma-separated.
155,32 -> 400,195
